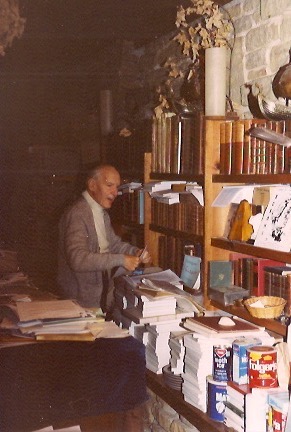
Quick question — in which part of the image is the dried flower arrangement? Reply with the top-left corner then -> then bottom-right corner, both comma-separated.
0,0 -> 26,56
154,0 -> 233,118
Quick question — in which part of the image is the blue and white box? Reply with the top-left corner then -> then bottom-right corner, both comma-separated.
232,338 -> 261,385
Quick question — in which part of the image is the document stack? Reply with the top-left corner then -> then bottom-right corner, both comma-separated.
181,315 -> 278,414
169,330 -> 187,375
182,333 -> 215,412
113,269 -> 202,373
145,319 -> 182,374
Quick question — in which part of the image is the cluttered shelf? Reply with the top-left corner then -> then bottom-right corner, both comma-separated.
212,174 -> 291,184
146,369 -> 228,432
150,172 -> 204,183
211,237 -> 291,265
209,299 -> 287,337
150,224 -> 203,242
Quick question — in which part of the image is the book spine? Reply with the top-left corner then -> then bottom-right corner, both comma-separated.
170,115 -> 179,174
219,121 -> 226,174
250,258 -> 259,296
152,116 -> 158,172
256,137 -> 267,174
264,270 -> 272,296
243,119 -> 252,174
231,121 -> 244,175
249,133 -> 257,174
165,115 -> 172,174
193,112 -> 204,175
250,119 -> 267,174
224,121 -> 233,175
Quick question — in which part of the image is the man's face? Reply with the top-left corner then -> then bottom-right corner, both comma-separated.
89,166 -> 121,209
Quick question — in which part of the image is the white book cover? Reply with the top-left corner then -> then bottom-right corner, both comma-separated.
254,185 -> 291,252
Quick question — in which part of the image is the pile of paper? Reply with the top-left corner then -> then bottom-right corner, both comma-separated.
169,330 -> 187,375
5,299 -> 129,340
145,319 -> 182,374
182,333 -> 215,412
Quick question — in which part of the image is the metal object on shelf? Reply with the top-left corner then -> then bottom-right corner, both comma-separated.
257,93 -> 291,120
248,125 -> 291,147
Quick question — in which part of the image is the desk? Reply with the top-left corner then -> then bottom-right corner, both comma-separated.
0,336 -> 148,432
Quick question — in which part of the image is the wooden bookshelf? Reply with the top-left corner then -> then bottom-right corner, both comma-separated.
144,117 -> 291,431
146,370 -> 228,432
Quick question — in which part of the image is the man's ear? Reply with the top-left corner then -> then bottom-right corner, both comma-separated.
88,178 -> 97,192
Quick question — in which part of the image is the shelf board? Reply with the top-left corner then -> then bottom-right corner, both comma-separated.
150,172 -> 204,183
213,174 -> 291,183
146,370 -> 228,432
209,300 -> 287,337
211,237 -> 291,264
150,224 -> 203,241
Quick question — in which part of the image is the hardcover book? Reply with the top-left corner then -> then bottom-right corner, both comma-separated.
208,285 -> 249,306
180,255 -> 201,290
209,260 -> 232,287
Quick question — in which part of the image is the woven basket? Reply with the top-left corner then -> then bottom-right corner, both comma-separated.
244,296 -> 286,319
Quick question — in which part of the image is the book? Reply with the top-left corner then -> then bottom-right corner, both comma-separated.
36,333 -> 96,341
180,115 -> 193,175
223,120 -> 233,175
180,255 -> 201,290
192,112 -> 204,175
183,316 -> 262,337
230,253 -> 285,296
208,260 -> 232,287
231,121 -> 244,175
16,299 -> 91,324
248,126 -> 291,147
263,268 -> 291,314
208,285 -> 249,306
219,121 -> 226,174
243,119 -> 253,174
227,381 -> 250,411
138,278 -> 204,315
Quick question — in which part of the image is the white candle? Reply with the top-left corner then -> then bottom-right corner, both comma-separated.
205,46 -> 226,116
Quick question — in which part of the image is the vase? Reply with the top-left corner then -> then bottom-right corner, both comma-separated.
205,46 -> 227,116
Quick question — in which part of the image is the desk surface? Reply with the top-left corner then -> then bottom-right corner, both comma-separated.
0,336 -> 148,432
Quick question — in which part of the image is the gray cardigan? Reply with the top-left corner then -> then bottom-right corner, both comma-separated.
57,196 -> 138,307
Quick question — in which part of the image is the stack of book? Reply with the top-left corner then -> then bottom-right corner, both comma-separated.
181,316 -> 277,416
158,237 -> 202,277
219,119 -> 291,175
151,192 -> 203,235
152,112 -> 203,175
143,180 -> 185,193
114,186 -> 144,224
169,330 -> 188,375
182,333 -> 215,412
225,381 -> 249,431
134,288 -> 177,318
145,319 -> 182,374
113,269 -> 204,374
229,254 -> 284,297
264,265 -> 291,315
0,298 -> 132,341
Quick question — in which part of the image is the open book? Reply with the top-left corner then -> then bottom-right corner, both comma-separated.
138,277 -> 204,315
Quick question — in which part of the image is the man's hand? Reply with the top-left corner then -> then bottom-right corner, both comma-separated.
137,248 -> 152,264
123,255 -> 141,272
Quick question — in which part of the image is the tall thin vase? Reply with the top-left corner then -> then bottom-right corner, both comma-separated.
205,46 -> 226,116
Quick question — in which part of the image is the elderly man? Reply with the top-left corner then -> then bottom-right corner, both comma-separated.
57,163 -> 151,313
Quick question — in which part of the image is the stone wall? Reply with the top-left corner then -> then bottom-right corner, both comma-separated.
144,389 -> 201,432
119,0 -> 291,123
227,0 -> 291,117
